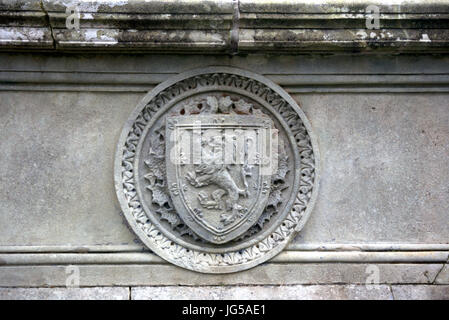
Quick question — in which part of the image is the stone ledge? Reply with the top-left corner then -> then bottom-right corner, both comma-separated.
391,285 -> 449,300
0,251 -> 447,265
131,284 -> 395,300
131,285 -> 448,300
0,264 -> 443,287
0,287 -> 130,300
1,0 -> 449,53
240,0 -> 449,14
1,52 -> 449,93
1,285 -> 447,300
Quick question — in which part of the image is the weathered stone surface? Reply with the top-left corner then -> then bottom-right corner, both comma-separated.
0,33 -> 447,294
2,285 -> 447,300
132,285 -> 393,300
0,1 -> 53,49
391,285 -> 449,300
435,264 -> 449,284
0,287 -> 129,300
0,0 -> 42,11
2,52 -> 449,84
0,89 -> 448,249
0,264 -> 442,287
42,0 -> 235,14
0,91 -> 140,247
2,0 -> 449,53
297,93 -> 449,245
240,0 -> 449,14
0,251 -> 446,266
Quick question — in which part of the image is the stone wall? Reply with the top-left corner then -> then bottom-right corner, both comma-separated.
0,0 -> 448,299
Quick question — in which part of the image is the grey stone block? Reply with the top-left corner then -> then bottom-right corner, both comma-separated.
0,287 -> 129,300
0,264 -> 443,287
0,91 -> 141,247
391,285 -> 449,300
435,264 -> 449,284
3,0 -> 449,53
297,93 -> 449,245
131,285 -> 393,300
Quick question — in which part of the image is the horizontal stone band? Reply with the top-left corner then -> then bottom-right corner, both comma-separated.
0,250 -> 447,265
1,0 -> 449,53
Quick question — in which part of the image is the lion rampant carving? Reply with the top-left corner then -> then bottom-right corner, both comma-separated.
184,96 -> 253,225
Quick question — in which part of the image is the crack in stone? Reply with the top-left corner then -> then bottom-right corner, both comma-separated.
432,256 -> 449,284
230,0 -> 240,55
389,284 -> 396,300
39,0 -> 56,49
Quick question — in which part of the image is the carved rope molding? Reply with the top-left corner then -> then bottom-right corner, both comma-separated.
1,0 -> 449,53
115,67 -> 320,273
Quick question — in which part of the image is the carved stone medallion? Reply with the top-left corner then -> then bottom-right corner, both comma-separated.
115,67 -> 320,273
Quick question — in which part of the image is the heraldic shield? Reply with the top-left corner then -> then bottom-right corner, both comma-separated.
165,109 -> 276,244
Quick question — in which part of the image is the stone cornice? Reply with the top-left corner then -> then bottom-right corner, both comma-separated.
1,0 -> 449,53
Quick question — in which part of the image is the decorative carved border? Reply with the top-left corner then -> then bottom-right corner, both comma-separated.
114,67 -> 320,273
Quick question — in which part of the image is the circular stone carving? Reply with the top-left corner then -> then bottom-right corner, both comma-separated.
114,67 -> 320,273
